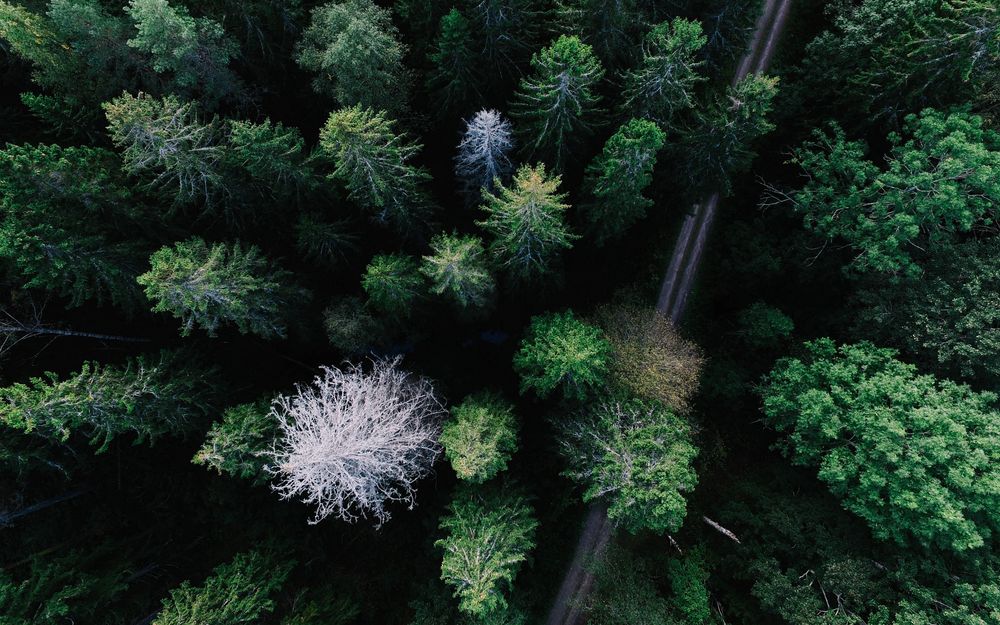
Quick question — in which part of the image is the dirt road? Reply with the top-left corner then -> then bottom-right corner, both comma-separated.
544,2 -> 793,623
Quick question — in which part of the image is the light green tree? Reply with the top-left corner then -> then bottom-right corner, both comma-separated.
762,338 -> 1000,553
513,310 -> 611,400
581,119 -> 666,244
0,350 -> 216,453
440,393 -> 518,483
622,18 -> 707,125
296,0 -> 409,115
512,35 -> 605,170
153,550 -> 293,625
138,238 -> 303,339
436,487 -> 537,617
477,164 -> 576,282
318,105 -> 432,231
421,233 -> 495,310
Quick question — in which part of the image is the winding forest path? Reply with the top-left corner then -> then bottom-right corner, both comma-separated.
545,1 -> 793,623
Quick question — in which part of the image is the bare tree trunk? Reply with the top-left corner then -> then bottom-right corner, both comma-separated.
703,516 -> 741,544
0,487 -> 91,526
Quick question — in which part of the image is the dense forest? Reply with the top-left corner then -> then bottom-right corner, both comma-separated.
0,0 -> 998,623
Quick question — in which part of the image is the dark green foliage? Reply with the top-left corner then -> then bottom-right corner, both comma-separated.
477,164 -> 576,282
295,214 -> 358,268
296,0 -> 409,115
0,143 -> 147,309
558,0 -> 647,67
362,253 -> 425,318
621,18 -> 707,125
153,549 -> 294,625
737,302 -> 794,349
559,397 -> 698,534
436,486 -> 538,617
138,238 -> 304,339
674,73 -> 778,194
513,310 -> 611,400
512,35 -> 605,171
581,118 -> 666,244
426,9 -> 481,116
762,339 -> 1000,553
0,350 -> 215,453
441,393 -> 518,483
223,118 -> 312,198
786,109 -> 1000,278
322,296 -> 385,353
193,400 -> 276,485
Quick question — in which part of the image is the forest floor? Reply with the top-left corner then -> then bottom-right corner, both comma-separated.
543,0 -> 794,622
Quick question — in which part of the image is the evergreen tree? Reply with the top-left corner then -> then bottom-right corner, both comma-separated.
125,0 -> 241,105
322,296 -> 386,355
455,109 -> 514,197
512,35 -> 605,171
0,350 -> 216,453
580,119 -> 666,244
558,0 -> 646,67
762,338 -> 1000,553
138,238 -> 304,339
784,109 -> 1000,278
223,118 -> 313,199
0,143 -> 148,309
153,550 -> 294,625
440,393 -> 518,483
436,487 -> 538,617
362,253 -> 425,318
294,213 -> 358,269
427,9 -> 482,116
560,397 -> 698,534
477,164 -> 576,282
296,0 -> 409,115
420,233 -> 496,310
318,105 -> 433,232
674,73 -> 778,194
104,93 -> 223,206
513,310 -> 611,400
193,400 -> 276,485
621,18 -> 707,126
464,0 -> 538,80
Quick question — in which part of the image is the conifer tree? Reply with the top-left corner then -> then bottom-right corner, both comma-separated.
440,393 -> 518,483
0,143 -> 149,309
0,350 -> 216,453
125,0 -> 241,105
512,35 -> 605,170
193,400 -> 276,485
420,233 -> 496,310
455,109 -> 514,196
362,253 -> 425,318
104,93 -> 223,205
675,73 -> 778,193
560,397 -> 699,534
436,487 -> 538,617
153,550 -> 293,625
558,0 -> 646,67
513,310 -> 611,400
223,118 -> 313,198
581,119 -> 666,244
138,238 -> 304,339
427,9 -> 482,116
464,0 -> 538,80
476,164 -> 576,282
622,18 -> 707,126
296,0 -> 409,115
318,105 -> 433,231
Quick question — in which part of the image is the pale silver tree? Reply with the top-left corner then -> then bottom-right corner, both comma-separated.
270,358 -> 445,525
455,109 -> 514,196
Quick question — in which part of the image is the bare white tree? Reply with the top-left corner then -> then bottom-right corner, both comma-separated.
269,358 -> 445,525
455,109 -> 514,196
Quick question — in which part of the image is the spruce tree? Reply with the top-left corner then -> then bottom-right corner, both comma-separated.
512,35 -> 605,170
296,0 -> 409,115
420,233 -> 496,310
318,105 -> 433,232
476,164 -> 576,282
436,487 -> 538,617
193,400 -> 276,485
440,393 -> 518,483
581,118 -> 666,244
455,109 -> 514,197
427,9 -> 482,116
362,253 -> 425,318
513,310 -> 611,400
622,18 -> 707,126
138,238 -> 304,339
